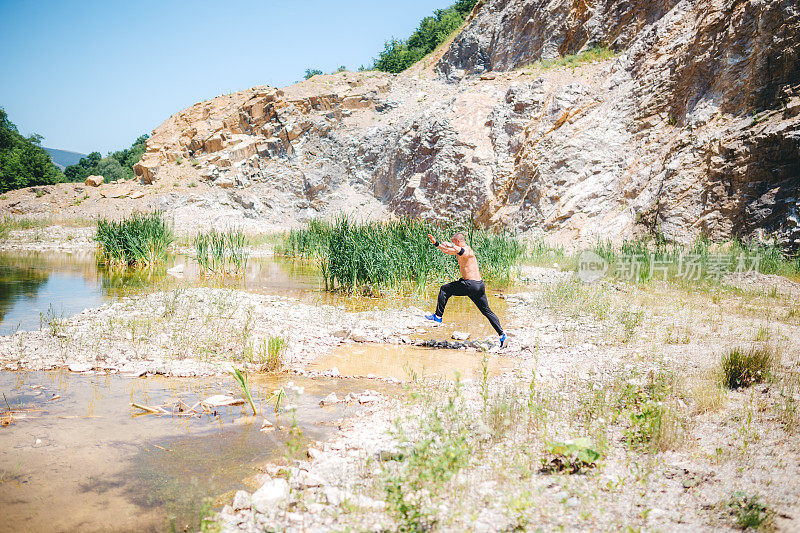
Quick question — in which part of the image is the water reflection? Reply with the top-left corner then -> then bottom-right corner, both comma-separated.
0,370 -> 386,532
0,251 -> 323,335
0,250 -> 515,336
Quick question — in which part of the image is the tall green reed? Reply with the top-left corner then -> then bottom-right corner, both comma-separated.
95,211 -> 174,269
194,227 -> 250,277
280,216 -> 523,293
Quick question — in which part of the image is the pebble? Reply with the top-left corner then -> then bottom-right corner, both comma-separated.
566,497 -> 580,508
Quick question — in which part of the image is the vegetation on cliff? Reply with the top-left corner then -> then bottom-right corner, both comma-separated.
0,108 -> 65,193
373,0 -> 477,73
64,134 -> 148,183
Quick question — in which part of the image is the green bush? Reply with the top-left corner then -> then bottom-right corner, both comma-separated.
721,347 -> 774,389
95,211 -> 174,268
725,492 -> 774,530
373,0 -> 478,73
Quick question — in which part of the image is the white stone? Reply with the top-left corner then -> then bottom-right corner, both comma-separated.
232,490 -> 251,511
358,395 -> 379,404
323,486 -> 344,506
296,470 -> 326,488
251,478 -> 289,513
320,393 -> 339,406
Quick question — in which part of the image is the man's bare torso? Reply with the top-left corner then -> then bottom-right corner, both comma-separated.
457,246 -> 481,280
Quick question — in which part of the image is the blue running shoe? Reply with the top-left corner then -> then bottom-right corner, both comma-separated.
499,333 -> 508,348
424,313 -> 442,323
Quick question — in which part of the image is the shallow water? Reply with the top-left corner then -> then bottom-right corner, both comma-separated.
312,343 -> 515,381
0,251 -> 324,335
0,250 -> 515,336
0,370 -> 384,532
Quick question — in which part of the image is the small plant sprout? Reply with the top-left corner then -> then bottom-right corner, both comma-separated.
268,387 -> 286,413
231,367 -> 257,416
725,491 -> 774,530
540,438 -> 602,474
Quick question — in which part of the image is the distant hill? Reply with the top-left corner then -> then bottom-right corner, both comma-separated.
43,147 -> 86,170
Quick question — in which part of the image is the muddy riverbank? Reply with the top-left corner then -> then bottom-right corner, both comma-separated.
0,370 -> 393,532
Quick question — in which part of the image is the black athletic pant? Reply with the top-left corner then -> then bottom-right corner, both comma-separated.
435,279 -> 503,336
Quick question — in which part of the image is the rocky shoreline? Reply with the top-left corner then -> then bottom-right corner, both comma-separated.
0,286 -> 460,377
210,272 -> 800,532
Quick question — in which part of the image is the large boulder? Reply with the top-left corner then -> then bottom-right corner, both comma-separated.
84,175 -> 104,187
133,160 -> 160,184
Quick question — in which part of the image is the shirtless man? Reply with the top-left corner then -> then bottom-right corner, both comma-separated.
424,232 -> 507,347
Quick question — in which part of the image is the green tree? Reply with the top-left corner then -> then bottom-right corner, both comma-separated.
0,107 -> 64,193
304,68 -> 323,79
64,151 -> 101,183
63,134 -> 148,183
373,2 -> 475,74
453,0 -> 478,16
95,156 -> 126,181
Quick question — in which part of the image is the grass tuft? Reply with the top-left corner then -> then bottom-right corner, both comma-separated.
524,46 -> 615,71
720,347 -> 774,389
194,227 -> 249,277
725,491 -> 775,530
260,336 -> 287,372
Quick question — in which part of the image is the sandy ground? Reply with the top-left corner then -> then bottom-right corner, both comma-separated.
214,268 -> 800,532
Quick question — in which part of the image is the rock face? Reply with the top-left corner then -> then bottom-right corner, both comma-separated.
134,0 -> 800,246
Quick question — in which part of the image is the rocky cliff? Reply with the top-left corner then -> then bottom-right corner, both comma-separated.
133,0 -> 800,245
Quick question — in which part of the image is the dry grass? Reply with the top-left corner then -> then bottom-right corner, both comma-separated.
688,372 -> 727,414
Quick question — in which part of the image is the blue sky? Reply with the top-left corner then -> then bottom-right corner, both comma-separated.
0,0 -> 453,155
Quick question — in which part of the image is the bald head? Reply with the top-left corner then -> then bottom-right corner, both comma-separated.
451,232 -> 466,246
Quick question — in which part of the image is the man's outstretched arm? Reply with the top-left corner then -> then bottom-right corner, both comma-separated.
427,234 -> 460,255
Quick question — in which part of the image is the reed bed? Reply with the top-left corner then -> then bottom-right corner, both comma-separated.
95,212 -> 174,269
194,228 -> 249,277
281,216 -> 524,293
